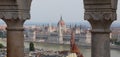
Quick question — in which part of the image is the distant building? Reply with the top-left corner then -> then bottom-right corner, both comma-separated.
24,27 -> 34,41
0,25 -> 7,38
57,16 -> 66,44
86,30 -> 91,44
110,27 -> 120,42
23,19 -> 92,45
47,32 -> 59,43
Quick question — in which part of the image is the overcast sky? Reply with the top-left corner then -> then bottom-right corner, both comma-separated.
25,0 -> 120,24
27,0 -> 84,23
0,0 -> 120,24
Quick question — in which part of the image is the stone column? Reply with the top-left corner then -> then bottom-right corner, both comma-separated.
2,19 -> 25,57
0,0 -> 32,57
89,20 -> 113,57
83,0 -> 118,57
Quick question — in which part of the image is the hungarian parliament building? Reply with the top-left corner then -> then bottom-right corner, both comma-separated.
24,17 -> 92,45
0,17 -> 120,45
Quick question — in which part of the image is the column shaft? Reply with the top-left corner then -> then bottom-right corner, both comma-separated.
2,19 -> 25,57
84,0 -> 118,57
91,32 -> 110,57
7,28 -> 24,57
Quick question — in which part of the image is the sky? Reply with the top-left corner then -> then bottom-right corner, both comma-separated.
27,0 -> 120,24
0,0 -> 120,25
27,0 -> 85,24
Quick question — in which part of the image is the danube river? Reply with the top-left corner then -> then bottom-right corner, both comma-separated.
24,41 -> 120,57
0,39 -> 120,57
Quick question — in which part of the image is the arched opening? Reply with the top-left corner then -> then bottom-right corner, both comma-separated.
0,1 -> 119,57
0,19 -> 7,56
25,0 -> 91,57
0,19 -> 6,46
24,0 -> 120,57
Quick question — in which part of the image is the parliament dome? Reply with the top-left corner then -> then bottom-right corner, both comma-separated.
58,16 -> 65,26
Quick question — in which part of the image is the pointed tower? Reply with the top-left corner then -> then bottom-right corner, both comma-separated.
57,16 -> 66,44
33,30 -> 36,41
48,23 -> 52,33
33,26 -> 37,41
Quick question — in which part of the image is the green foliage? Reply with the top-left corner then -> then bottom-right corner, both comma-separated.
0,43 -> 4,48
115,41 -> 120,45
29,42 -> 35,51
110,38 -> 117,44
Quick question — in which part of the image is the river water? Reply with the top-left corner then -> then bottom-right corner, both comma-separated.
0,39 -> 120,57
24,41 -> 120,57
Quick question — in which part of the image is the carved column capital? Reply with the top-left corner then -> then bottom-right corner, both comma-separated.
2,19 -> 26,57
84,12 -> 115,33
0,0 -> 32,19
84,0 -> 118,33
84,0 -> 118,20
2,19 -> 25,31
84,12 -> 117,21
89,20 -> 113,33
83,1 -> 118,57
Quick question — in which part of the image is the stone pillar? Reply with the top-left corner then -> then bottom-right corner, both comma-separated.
2,19 -> 25,57
0,0 -> 32,57
83,0 -> 118,57
90,20 -> 112,57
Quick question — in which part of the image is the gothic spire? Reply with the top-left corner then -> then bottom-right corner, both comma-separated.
60,16 -> 63,20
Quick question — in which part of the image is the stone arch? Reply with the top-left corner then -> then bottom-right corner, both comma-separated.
84,0 -> 118,57
0,0 -> 119,57
0,0 -> 32,57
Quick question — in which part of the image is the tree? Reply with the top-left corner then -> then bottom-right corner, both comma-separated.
110,38 -> 117,44
29,42 -> 35,51
0,43 -> 4,48
115,41 -> 120,45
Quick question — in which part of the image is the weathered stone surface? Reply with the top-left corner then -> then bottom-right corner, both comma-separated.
91,33 -> 110,57
84,0 -> 118,21
84,0 -> 118,9
0,1 -> 32,57
83,0 -> 118,57
84,12 -> 116,21
0,0 -> 32,19
2,19 -> 25,57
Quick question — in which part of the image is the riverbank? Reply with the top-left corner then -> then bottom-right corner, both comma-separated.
25,40 -> 120,50
0,38 -> 120,50
1,39 -> 120,57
